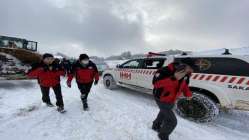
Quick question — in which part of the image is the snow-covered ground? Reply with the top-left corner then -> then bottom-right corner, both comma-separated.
0,79 -> 249,140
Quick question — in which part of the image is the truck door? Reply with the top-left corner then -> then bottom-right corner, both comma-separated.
118,59 -> 143,86
176,56 -> 249,110
137,58 -> 166,89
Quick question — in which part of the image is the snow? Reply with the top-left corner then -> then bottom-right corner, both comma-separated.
0,79 -> 249,140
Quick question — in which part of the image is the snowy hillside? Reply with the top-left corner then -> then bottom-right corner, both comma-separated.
193,47 -> 249,55
0,79 -> 249,140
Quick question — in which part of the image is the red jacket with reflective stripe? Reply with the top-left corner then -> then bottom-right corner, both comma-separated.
154,77 -> 192,104
68,61 -> 99,84
27,67 -> 65,87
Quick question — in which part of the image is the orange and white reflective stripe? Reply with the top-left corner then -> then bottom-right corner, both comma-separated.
191,73 -> 249,85
116,69 -> 249,85
205,75 -> 213,81
220,76 -> 228,82
237,77 -> 246,84
229,77 -> 237,83
212,75 -> 220,82
116,69 -> 157,75
192,74 -> 199,79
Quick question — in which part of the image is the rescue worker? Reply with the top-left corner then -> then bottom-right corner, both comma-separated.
67,54 -> 99,111
27,53 -> 65,112
152,58 -> 196,140
61,58 -> 72,74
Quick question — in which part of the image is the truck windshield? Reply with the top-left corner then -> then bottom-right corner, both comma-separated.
0,36 -> 37,52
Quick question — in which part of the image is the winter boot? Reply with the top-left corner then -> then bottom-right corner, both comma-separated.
152,122 -> 161,132
158,133 -> 169,140
83,102 -> 89,111
57,106 -> 66,113
81,94 -> 89,111
81,99 -> 89,111
46,102 -> 54,107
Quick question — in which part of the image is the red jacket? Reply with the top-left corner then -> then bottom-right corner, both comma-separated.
154,77 -> 192,104
27,64 -> 65,87
68,61 -> 99,84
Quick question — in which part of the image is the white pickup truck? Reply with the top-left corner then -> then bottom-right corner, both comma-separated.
102,54 -> 249,122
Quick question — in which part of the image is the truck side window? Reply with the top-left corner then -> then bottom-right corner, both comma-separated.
121,59 -> 143,69
143,59 -> 165,69
203,58 -> 249,76
176,57 -> 249,76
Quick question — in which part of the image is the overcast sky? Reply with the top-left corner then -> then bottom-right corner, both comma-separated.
1,0 -> 249,57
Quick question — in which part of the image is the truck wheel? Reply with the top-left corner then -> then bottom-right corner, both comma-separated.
103,75 -> 117,90
176,93 -> 219,123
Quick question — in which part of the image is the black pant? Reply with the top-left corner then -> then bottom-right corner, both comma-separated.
40,84 -> 64,107
153,99 -> 177,139
77,82 -> 93,103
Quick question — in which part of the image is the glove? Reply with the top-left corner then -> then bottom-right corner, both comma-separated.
27,63 -> 40,74
186,96 -> 192,101
31,63 -> 40,70
94,80 -> 99,85
153,88 -> 162,99
67,80 -> 71,88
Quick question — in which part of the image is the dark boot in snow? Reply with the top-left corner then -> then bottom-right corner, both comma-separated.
158,133 -> 169,140
46,102 -> 54,107
83,102 -> 89,111
81,98 -> 89,111
152,122 -> 161,132
57,106 -> 66,113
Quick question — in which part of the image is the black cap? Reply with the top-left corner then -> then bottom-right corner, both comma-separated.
42,53 -> 54,60
181,57 -> 197,69
79,54 -> 89,60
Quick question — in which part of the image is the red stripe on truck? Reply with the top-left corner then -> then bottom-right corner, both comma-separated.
143,70 -> 146,74
229,77 -> 237,83
213,76 -> 220,82
220,76 -> 228,82
237,78 -> 245,84
205,75 -> 213,81
149,71 -> 152,75
146,71 -> 149,75
189,73 -> 248,85
199,75 -> 205,80
192,74 -> 199,79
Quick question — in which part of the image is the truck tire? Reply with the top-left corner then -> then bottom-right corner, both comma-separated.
103,75 -> 117,90
176,93 -> 219,123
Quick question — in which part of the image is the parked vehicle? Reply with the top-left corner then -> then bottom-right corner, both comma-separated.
0,35 -> 41,80
102,54 -> 249,122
